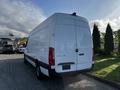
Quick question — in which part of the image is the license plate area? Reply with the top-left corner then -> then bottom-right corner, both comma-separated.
62,64 -> 70,70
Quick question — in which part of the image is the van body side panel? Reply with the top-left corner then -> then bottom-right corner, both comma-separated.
26,26 -> 50,64
25,16 -> 56,76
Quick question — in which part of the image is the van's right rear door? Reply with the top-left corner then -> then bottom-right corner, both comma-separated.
76,26 -> 92,70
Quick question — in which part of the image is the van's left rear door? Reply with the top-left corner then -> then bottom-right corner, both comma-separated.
54,25 -> 77,73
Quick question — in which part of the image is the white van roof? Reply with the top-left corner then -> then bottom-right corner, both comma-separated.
54,13 -> 88,22
30,13 -> 89,36
53,13 -> 88,27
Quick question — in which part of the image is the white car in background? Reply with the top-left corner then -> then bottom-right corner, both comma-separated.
18,47 -> 26,53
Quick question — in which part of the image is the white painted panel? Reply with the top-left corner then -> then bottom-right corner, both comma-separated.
76,26 -> 92,70
54,24 -> 77,73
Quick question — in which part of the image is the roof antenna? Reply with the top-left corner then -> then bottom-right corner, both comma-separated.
72,12 -> 76,16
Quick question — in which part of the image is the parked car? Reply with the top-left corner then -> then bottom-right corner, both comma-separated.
17,47 -> 26,53
3,45 -> 14,53
24,13 -> 94,79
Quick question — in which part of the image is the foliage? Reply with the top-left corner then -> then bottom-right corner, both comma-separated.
104,24 -> 114,55
118,30 -> 120,54
89,56 -> 120,83
92,24 -> 101,54
17,37 -> 28,46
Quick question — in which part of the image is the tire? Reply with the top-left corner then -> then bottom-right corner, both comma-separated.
36,65 -> 47,80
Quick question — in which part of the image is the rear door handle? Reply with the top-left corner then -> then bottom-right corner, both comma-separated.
79,53 -> 84,56
58,62 -> 75,65
75,49 -> 78,52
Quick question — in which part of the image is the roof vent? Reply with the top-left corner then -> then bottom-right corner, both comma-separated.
72,12 -> 76,16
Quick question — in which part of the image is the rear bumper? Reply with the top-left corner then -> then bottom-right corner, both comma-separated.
24,53 -> 94,77
49,64 -> 94,77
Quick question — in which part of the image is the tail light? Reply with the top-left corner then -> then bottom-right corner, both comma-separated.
49,47 -> 55,66
92,48 -> 94,64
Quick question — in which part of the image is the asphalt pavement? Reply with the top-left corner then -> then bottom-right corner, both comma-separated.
0,54 -> 118,90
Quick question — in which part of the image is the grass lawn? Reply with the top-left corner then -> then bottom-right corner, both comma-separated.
89,56 -> 120,84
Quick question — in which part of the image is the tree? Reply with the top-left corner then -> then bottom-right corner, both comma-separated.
92,24 -> 101,54
104,23 -> 114,55
118,30 -> 120,54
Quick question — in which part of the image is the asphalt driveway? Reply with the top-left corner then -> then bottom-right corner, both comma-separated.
0,54 -> 118,90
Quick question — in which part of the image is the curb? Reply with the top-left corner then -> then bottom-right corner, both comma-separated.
83,73 -> 120,89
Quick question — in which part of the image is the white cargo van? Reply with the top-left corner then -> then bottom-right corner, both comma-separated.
24,13 -> 94,79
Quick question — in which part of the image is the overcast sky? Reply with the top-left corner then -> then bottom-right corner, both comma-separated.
1,0 -> 120,37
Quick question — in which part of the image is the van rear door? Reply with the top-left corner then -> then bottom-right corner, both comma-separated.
54,25 -> 77,73
76,26 -> 92,70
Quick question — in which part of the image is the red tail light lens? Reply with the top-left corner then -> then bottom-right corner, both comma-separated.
49,47 -> 55,66
92,48 -> 94,64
